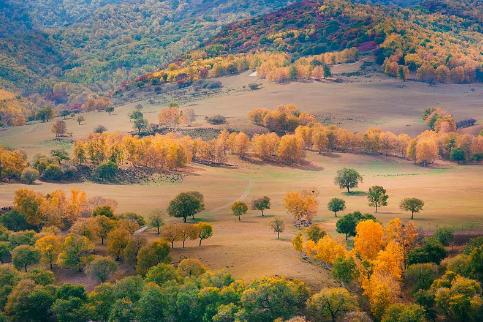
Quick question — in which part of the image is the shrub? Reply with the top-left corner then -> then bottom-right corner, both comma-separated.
0,210 -> 32,231
20,168 -> 40,184
95,161 -> 118,181
94,125 -> 107,133
42,164 -> 63,181
92,206 -> 114,218
206,114 -> 226,125
86,256 -> 118,282
248,83 -> 261,90
405,263 -> 440,293
407,238 -> 447,265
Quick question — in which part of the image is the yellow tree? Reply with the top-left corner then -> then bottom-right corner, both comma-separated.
354,220 -> 385,260
13,189 -> 45,227
283,190 -> 318,222
35,234 -> 62,269
277,134 -> 305,164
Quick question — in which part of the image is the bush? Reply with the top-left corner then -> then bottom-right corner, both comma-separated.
0,210 -> 32,231
248,83 -> 261,90
42,164 -> 63,181
405,263 -> 440,293
408,238 -> 447,265
95,161 -> 118,181
94,125 -> 107,133
86,256 -> 118,282
92,206 -> 114,218
21,167 -> 40,184
206,114 -> 226,125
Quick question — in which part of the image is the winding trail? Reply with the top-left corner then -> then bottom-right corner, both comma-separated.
207,179 -> 254,214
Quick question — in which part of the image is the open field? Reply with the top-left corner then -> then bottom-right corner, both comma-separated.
0,151 -> 482,287
0,73 -> 482,288
0,72 -> 482,157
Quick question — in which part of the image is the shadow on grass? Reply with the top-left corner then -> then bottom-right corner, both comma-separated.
343,190 -> 367,196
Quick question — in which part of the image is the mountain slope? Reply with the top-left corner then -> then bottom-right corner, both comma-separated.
0,0 -> 295,93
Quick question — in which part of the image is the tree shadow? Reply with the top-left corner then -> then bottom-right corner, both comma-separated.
343,190 -> 367,196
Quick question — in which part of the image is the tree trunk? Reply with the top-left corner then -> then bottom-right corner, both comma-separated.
375,204 -> 378,213
347,186 -> 350,193
157,227 -> 160,235
199,239 -> 202,246
101,237 -> 104,245
238,216 -> 241,221
261,210 -> 264,216
24,265 -> 27,272
182,240 -> 185,248
411,211 -> 414,220
183,216 -> 187,223
277,232 -> 280,239
334,211 -> 337,217
171,241 -> 174,248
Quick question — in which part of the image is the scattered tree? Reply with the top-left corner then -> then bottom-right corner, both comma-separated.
148,210 -> 164,235
327,198 -> 345,217
367,185 -> 389,213
335,168 -> 363,193
231,201 -> 248,221
168,192 -> 205,223
252,196 -> 271,216
194,222 -> 213,246
306,288 -> 358,322
400,198 -> 424,219
270,218 -> 285,239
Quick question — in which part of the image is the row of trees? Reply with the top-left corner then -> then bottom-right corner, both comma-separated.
143,48 -> 358,87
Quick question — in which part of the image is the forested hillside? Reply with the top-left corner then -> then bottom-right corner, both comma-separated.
2,0 -> 293,90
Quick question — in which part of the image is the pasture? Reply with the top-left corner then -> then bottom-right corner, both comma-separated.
0,72 -> 482,288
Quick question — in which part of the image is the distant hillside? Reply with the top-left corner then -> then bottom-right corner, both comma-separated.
0,0 -> 295,124
154,0 -> 482,85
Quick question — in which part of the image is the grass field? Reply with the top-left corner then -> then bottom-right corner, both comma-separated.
0,72 -> 482,288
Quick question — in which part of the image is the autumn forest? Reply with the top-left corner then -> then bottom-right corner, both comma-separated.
0,0 -> 482,322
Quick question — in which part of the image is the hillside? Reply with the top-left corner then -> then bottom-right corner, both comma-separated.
140,0 -> 481,88
0,0 -> 295,124
0,0 -> 294,90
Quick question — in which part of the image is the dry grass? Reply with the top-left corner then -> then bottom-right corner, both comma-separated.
1,72 -> 482,289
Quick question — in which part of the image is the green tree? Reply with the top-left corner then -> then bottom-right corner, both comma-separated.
12,245 -> 40,272
133,117 -> 148,134
252,196 -> 270,216
20,168 -> 40,185
327,198 -> 346,217
367,185 -> 389,213
57,234 -> 94,271
408,238 -> 447,265
136,241 -> 170,275
148,210 -> 164,235
168,192 -> 205,223
145,263 -> 180,286
95,161 -> 118,181
332,257 -> 358,285
270,218 -> 285,239
96,215 -> 115,245
336,211 -> 375,240
0,242 -> 10,263
108,298 -> 136,322
434,227 -> 454,246
231,201 -> 248,221
434,275 -> 482,322
306,225 -> 326,242
86,256 -> 117,282
0,264 -> 20,309
5,281 -> 55,322
306,287 -> 358,322
405,263 -> 439,293
52,297 -> 91,322
335,168 -> 363,193
106,106 -> 114,115
136,284 -> 167,322
92,206 -> 114,218
382,303 -> 427,322
450,148 -> 466,163
400,198 -> 424,219
240,277 -> 309,321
